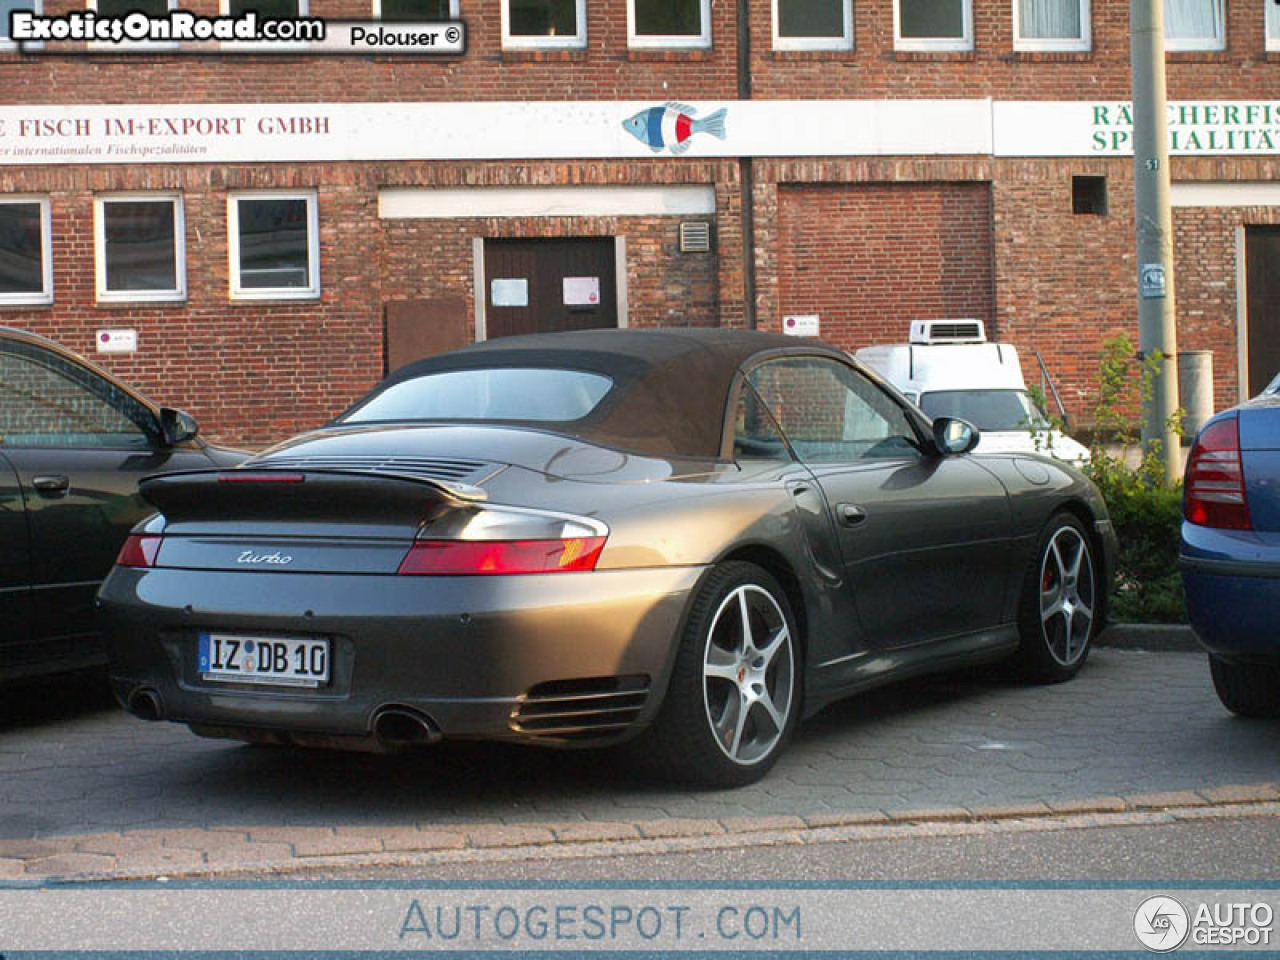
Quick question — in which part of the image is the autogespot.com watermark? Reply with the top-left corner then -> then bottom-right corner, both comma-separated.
1135,894 -> 1275,952
5,886 -> 1280,953
398,898 -> 802,946
8,11 -> 466,54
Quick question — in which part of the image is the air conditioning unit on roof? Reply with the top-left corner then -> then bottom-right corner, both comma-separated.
909,320 -> 986,345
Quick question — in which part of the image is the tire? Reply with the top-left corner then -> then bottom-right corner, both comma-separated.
1209,655 -> 1280,718
638,561 -> 802,788
1014,512 -> 1099,683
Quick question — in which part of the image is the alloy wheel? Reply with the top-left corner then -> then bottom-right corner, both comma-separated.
1038,525 -> 1095,666
701,584 -> 795,766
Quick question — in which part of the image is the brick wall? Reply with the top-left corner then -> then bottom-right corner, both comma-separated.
772,180 -> 995,352
4,0 -> 1276,106
3,0 -> 1278,441
1,159 -> 744,447
1174,200 -> 1280,407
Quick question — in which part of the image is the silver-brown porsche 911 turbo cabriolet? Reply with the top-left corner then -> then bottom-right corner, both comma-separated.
100,328 -> 1116,787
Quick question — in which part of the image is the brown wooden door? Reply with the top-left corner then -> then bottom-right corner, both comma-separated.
484,238 -> 617,340
384,297 -> 468,374
1246,226 -> 1280,396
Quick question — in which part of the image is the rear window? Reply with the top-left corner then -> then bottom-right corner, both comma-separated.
342,367 -> 614,424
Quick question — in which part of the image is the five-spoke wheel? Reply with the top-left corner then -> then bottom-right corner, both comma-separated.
639,561 -> 801,787
1017,513 -> 1098,682
702,584 -> 796,766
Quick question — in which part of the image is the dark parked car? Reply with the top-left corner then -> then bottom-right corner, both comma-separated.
1,327 -> 244,683
1181,373 -> 1280,717
100,328 -> 1116,786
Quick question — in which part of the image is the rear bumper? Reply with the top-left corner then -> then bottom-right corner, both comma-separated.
1180,523 -> 1280,662
98,564 -> 705,746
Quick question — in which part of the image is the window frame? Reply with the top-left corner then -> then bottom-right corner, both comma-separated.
93,192 -> 186,304
218,0 -> 310,50
1265,0 -> 1279,52
0,338 -> 161,450
740,352 -> 927,464
627,0 -> 712,49
771,0 -> 853,51
1162,0 -> 1225,52
0,195 -> 53,307
86,0 -> 179,50
893,0 -> 973,51
500,0 -> 587,49
227,189 -> 320,301
0,0 -> 42,51
1012,0 -> 1089,52
372,0 -> 457,19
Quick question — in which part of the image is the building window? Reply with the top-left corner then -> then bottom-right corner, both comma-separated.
0,197 -> 52,306
1266,0 -> 1279,52
0,0 -> 40,50
93,0 -> 167,14
1071,176 -> 1107,215
94,195 -> 185,303
502,0 -> 586,48
628,0 -> 711,49
87,0 -> 177,48
1014,0 -> 1088,51
1164,0 -> 1224,51
220,0 -> 309,48
228,192 -> 319,300
772,0 -> 852,50
227,0 -> 301,15
374,0 -> 455,18
895,0 -> 972,51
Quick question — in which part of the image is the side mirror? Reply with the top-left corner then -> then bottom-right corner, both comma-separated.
932,417 -> 979,456
159,407 -> 199,447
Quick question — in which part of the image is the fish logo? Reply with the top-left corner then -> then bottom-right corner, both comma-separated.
622,102 -> 727,156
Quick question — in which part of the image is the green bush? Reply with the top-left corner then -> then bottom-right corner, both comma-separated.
1081,334 -> 1186,624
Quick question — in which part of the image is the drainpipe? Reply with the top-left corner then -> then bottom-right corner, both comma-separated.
737,0 -> 757,329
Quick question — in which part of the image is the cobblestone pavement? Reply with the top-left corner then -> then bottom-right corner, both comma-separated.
1,649 -> 1277,880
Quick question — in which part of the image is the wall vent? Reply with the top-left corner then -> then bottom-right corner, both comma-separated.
679,221 -> 713,253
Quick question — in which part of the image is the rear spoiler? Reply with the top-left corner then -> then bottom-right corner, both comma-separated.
138,467 -> 488,527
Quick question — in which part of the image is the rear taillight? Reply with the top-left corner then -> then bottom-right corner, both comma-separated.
397,537 -> 606,576
1185,417 -> 1252,530
116,534 -> 163,568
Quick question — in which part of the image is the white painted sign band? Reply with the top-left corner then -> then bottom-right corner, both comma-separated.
0,100 -> 1276,167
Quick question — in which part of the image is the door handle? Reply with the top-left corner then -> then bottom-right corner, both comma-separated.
837,503 -> 867,527
32,475 -> 70,496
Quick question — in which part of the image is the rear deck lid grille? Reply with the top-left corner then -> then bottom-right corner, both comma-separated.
248,454 -> 502,485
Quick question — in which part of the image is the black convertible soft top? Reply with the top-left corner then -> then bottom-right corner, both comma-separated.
345,328 -> 846,459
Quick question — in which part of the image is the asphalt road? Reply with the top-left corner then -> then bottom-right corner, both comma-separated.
310,816 -> 1280,882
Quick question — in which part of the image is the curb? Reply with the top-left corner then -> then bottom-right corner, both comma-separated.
4,783 -> 1276,884
1096,623 -> 1199,652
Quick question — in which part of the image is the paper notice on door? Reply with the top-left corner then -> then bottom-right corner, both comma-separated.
563,276 -> 601,307
491,278 -> 528,307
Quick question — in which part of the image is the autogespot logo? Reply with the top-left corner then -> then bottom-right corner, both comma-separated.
1134,896 -> 1191,953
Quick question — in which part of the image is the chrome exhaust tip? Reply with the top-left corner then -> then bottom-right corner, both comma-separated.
372,706 -> 441,748
127,688 -> 163,722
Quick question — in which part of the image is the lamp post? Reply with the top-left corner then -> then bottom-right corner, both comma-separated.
1130,0 -> 1181,485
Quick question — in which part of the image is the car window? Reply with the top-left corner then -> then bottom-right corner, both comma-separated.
342,367 -> 613,424
731,383 -> 791,461
919,389 -> 1048,432
747,357 -> 920,463
0,341 -> 156,449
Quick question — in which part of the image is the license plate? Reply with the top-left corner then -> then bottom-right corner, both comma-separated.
197,633 -> 330,688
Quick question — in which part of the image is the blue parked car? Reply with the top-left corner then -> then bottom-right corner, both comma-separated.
1181,372 -> 1280,717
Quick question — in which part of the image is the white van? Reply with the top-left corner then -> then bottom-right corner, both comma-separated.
855,320 -> 1090,463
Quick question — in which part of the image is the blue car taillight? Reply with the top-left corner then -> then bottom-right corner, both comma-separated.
1185,417 -> 1252,530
